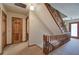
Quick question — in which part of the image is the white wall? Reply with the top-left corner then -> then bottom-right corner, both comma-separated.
29,4 -> 63,48
34,4 -> 62,35
7,11 -> 27,44
29,11 -> 52,48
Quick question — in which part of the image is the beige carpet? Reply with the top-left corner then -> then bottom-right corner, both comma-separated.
3,42 -> 44,55
3,42 -> 28,55
49,38 -> 79,55
3,38 -> 79,55
17,45 -> 44,55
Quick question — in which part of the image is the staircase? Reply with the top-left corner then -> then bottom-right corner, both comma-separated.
43,4 -> 70,54
29,3 -> 69,50
45,3 -> 67,33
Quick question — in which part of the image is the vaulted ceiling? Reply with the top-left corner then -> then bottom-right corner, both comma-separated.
50,3 -> 79,20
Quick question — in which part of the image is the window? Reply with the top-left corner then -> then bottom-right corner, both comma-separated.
71,23 -> 78,37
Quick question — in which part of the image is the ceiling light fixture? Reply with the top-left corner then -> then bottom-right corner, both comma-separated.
29,4 -> 35,11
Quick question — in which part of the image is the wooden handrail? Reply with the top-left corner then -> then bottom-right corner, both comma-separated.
57,10 -> 67,32
44,3 -> 67,33
43,34 -> 70,54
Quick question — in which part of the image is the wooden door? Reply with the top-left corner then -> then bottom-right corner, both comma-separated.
2,11 -> 7,48
12,17 -> 22,44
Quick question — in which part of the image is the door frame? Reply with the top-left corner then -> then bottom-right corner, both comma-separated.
2,11 -> 7,48
12,17 -> 23,44
26,16 -> 29,42
69,22 -> 79,38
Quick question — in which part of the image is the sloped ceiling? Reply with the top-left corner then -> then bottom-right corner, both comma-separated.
3,3 -> 29,15
50,3 -> 79,20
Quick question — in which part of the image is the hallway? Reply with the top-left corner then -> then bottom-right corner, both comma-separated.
3,42 -> 43,55
49,38 -> 79,55
2,38 -> 79,55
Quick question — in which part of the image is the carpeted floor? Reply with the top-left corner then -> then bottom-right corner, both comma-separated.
3,38 -> 79,55
3,42 -> 44,55
17,45 -> 44,55
49,38 -> 79,55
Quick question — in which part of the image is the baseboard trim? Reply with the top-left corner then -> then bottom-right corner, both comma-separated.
7,40 -> 27,45
28,44 -> 43,50
28,44 -> 44,55
28,44 -> 36,47
0,52 -> 3,55
0,50 -> 3,55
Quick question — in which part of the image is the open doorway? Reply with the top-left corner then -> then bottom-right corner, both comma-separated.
70,22 -> 79,38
